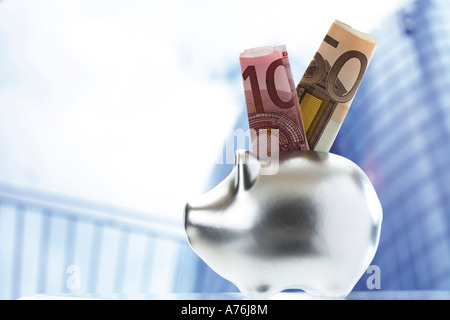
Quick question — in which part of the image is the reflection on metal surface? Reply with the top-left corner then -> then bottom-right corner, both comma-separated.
185,150 -> 382,298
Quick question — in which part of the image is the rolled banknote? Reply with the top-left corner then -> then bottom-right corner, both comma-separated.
297,20 -> 377,151
240,45 -> 309,155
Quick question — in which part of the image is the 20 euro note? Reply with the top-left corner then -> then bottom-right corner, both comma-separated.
297,20 -> 377,152
240,45 -> 309,156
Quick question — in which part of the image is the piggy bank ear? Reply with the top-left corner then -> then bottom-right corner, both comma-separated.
234,149 -> 261,191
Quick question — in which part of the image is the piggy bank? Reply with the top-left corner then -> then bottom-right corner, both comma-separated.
184,150 -> 382,298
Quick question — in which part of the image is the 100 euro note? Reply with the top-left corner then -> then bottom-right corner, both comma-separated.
240,45 -> 309,156
297,20 -> 377,152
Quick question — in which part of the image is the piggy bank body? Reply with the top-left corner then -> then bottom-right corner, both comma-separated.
185,150 -> 382,298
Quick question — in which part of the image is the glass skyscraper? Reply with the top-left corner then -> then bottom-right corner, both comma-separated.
332,0 -> 450,290
206,0 -> 450,292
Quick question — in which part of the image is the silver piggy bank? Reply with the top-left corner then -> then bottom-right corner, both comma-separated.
184,150 -> 382,298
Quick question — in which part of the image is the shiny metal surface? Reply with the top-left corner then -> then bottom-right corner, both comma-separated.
184,150 -> 382,299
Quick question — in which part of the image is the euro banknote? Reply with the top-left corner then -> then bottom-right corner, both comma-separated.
240,45 -> 309,156
296,20 -> 377,151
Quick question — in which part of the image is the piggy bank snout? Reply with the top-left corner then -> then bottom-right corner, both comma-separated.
185,150 -> 382,298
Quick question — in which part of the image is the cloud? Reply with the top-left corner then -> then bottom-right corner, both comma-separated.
0,0 -> 407,219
